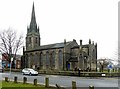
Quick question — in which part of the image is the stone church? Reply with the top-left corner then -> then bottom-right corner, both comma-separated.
23,3 -> 97,71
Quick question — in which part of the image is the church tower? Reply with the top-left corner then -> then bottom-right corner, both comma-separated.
26,2 -> 40,50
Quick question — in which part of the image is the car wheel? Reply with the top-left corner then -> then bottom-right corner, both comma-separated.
29,72 -> 32,76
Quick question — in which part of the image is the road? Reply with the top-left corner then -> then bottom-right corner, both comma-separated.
1,72 -> 119,89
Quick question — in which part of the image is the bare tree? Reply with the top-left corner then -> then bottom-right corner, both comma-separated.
0,29 -> 23,67
97,58 -> 113,72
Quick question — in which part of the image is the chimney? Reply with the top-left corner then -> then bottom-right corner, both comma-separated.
89,39 -> 91,44
73,39 -> 76,42
80,40 -> 82,45
64,39 -> 66,44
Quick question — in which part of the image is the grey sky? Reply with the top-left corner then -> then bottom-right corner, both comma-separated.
0,0 -> 118,63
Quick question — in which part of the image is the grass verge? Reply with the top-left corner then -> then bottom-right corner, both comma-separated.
2,81 -> 57,89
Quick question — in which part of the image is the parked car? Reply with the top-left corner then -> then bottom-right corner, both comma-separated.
22,68 -> 38,76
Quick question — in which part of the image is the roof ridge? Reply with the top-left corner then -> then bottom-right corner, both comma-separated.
41,41 -> 72,47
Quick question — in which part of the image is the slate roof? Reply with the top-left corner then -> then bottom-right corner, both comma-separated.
71,45 -> 79,49
40,41 -> 73,50
26,41 -> 73,52
40,43 -> 64,50
25,39 -> 80,52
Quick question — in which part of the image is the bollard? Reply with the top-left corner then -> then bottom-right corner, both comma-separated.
5,77 -> 8,82
23,77 -> 27,84
34,79 -> 37,86
14,76 -> 17,83
72,81 -> 76,89
89,85 -> 94,89
45,77 -> 49,87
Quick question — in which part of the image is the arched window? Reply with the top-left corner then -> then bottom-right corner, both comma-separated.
29,37 -> 31,43
35,37 -> 37,43
27,54 -> 30,68
58,50 -> 63,68
92,49 -> 95,62
29,53 -> 33,68
50,51 -> 55,69
34,53 -> 39,68
46,51 -> 50,69
40,52 -> 43,69
25,54 -> 28,68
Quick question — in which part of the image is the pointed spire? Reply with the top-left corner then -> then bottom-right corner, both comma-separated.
31,2 -> 36,24
29,2 -> 37,32
27,2 -> 40,35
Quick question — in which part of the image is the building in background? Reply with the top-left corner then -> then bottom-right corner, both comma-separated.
2,53 -> 21,69
23,3 -> 97,71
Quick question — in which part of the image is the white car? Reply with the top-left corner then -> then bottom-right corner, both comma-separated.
22,68 -> 38,76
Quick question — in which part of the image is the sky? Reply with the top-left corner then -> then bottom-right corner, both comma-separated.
0,0 -> 118,63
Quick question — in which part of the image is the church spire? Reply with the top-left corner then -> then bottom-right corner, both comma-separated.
26,2 -> 40,50
29,2 -> 38,33
31,2 -> 36,25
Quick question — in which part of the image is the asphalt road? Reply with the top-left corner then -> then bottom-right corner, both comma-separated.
1,72 -> 119,89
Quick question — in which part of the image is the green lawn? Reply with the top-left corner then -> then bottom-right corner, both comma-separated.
2,81 -> 57,89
